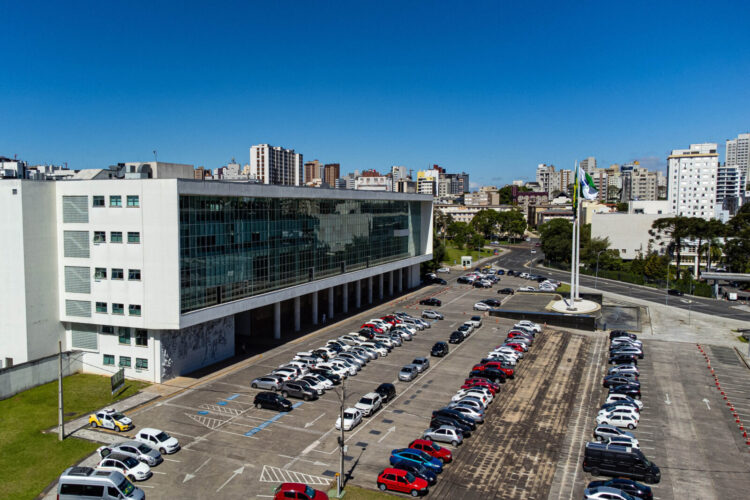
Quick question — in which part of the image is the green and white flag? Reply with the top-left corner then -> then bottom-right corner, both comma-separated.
577,164 -> 599,201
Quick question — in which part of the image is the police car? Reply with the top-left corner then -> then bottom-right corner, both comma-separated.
89,408 -> 134,432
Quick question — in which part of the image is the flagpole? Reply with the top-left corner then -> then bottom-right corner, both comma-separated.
567,162 -> 578,311
575,190 -> 581,301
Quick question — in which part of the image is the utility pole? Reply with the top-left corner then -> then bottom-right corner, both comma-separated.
58,340 -> 64,441
337,376 -> 346,497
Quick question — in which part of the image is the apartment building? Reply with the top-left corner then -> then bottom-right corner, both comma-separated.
667,143 -> 719,219
250,144 -> 303,186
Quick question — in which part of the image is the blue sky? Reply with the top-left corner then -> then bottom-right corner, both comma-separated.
2,0 -> 749,187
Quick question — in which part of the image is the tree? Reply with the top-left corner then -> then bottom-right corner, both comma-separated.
447,221 -> 471,250
616,202 -> 628,212
649,217 -> 692,280
643,252 -> 669,281
434,211 -> 454,243
607,185 -> 621,203
497,185 -> 514,205
501,209 -> 527,242
539,218 -> 573,265
470,232 -> 485,250
724,204 -> 750,272
470,209 -> 503,239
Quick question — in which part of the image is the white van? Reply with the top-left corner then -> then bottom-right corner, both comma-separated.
57,467 -> 145,500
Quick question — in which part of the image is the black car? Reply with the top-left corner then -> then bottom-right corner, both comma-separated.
419,298 -> 442,306
310,368 -> 342,385
449,331 -> 464,344
253,391 -> 292,411
457,276 -> 473,284
609,353 -> 638,365
473,280 -> 488,288
481,299 -> 501,307
431,278 -> 448,285
603,375 -> 640,388
667,288 -> 684,296
358,328 -> 376,340
609,330 -> 637,340
431,342 -> 449,357
432,409 -> 477,430
375,382 -> 397,403
496,269 -> 505,275
430,415 -> 472,437
506,270 -> 515,276
469,368 -> 507,384
497,288 -> 515,295
586,479 -> 653,500
535,276 -> 547,283
390,460 -> 437,485
311,349 -> 331,361
609,384 -> 641,399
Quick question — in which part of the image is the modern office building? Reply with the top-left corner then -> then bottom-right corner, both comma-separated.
250,144 -> 303,186
1,179 -> 432,382
667,143 -> 719,219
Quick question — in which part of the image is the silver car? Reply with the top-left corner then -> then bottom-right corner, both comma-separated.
251,375 -> 283,391
450,405 -> 484,423
399,364 -> 419,381
423,425 -> 463,446
412,357 -> 430,373
593,424 -> 635,442
97,441 -> 163,466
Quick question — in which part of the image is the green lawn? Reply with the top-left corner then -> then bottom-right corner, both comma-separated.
442,244 -> 495,266
0,373 -> 149,500
556,283 -> 571,294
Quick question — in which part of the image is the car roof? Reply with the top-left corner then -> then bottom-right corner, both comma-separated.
402,364 -> 417,369
362,392 -> 380,399
414,357 -> 427,362
139,427 -> 160,434
104,452 -> 130,461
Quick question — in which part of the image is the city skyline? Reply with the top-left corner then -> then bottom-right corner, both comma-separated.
1,1 -> 749,186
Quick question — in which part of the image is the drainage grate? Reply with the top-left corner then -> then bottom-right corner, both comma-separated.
322,470 -> 337,477
382,419 -> 394,424
393,409 -> 404,414
344,456 -> 353,461
369,430 -> 381,435
403,400 -> 411,405
416,389 -> 422,394
355,442 -> 368,447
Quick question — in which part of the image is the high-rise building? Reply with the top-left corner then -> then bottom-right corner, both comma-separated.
535,164 -> 557,196
324,163 -> 340,187
304,160 -> 322,184
726,133 -> 749,184
716,165 -> 741,214
391,166 -> 409,183
417,169 -> 440,195
667,143 -> 719,219
250,144 -> 303,186
580,156 -> 597,174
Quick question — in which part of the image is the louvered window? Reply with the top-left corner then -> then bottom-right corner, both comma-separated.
64,266 -> 91,294
66,299 -> 91,317
64,231 -> 90,258
62,196 -> 88,223
71,323 -> 97,350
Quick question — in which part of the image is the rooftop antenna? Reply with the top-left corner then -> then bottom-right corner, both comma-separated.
153,150 -> 157,162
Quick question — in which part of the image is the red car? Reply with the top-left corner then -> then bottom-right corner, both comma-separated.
507,331 -> 533,340
408,439 -> 452,463
462,378 -> 499,394
361,323 -> 384,333
502,343 -> 525,353
273,483 -> 329,500
472,362 -> 514,379
377,468 -> 429,496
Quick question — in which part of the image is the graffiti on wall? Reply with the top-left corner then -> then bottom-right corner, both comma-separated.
161,316 -> 233,380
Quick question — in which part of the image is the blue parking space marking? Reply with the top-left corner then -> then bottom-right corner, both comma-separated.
226,393 -> 240,401
197,411 -> 209,415
217,401 -> 227,406
243,403 -> 303,436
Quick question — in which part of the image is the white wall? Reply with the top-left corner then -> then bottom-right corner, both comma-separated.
160,316 -> 234,381
591,213 -> 666,260
0,350 -> 83,400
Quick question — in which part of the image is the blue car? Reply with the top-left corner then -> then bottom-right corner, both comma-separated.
389,448 -> 443,473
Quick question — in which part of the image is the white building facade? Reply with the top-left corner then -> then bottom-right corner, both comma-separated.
1,179 -> 433,382
667,143 -> 719,219
250,144 -> 303,186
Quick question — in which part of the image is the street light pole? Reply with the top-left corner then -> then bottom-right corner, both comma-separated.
665,266 -> 670,306
594,250 -> 605,290
337,377 -> 346,497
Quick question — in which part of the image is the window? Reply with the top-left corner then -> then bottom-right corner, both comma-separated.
102,325 -> 114,334
135,329 -> 148,346
112,303 -> 124,315
129,304 -> 142,316
127,195 -> 140,207
128,269 -> 141,280
118,327 -> 130,343
103,354 -> 115,365
112,268 -> 124,280
111,231 -> 123,243
94,268 -> 107,280
93,231 -> 106,243
119,356 -> 131,368
128,232 -> 141,243
136,358 -> 148,370
93,196 -> 105,207
96,302 -> 108,313
110,195 -> 122,207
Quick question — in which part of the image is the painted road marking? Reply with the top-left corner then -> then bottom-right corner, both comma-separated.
259,465 -> 329,486
226,393 -> 241,400
244,403 -> 304,436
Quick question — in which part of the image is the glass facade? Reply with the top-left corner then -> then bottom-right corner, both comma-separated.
179,195 -> 422,313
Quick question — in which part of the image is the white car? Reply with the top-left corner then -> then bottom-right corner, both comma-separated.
331,359 -> 358,376
597,408 -> 640,421
489,348 -> 520,361
449,397 -> 487,413
452,388 -> 493,403
595,413 -> 638,429
338,335 -> 361,345
584,486 -> 637,500
360,342 -> 388,357
604,393 -> 643,409
306,373 -> 334,389
518,286 -> 536,292
608,364 -> 640,376
300,375 -> 328,393
368,320 -> 391,331
326,340 -> 351,351
516,320 -> 541,333
354,392 -> 383,417
96,453 -> 152,481
422,310 -> 444,320
473,302 -> 491,311
271,368 -> 297,381
135,428 -> 180,455
335,408 -> 363,431
607,435 -> 640,449
437,267 -> 451,273
318,362 -> 349,378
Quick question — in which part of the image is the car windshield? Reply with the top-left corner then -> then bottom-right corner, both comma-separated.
405,471 -> 416,482
122,456 -> 139,467
155,431 -> 170,442
344,412 -> 356,419
431,442 -> 442,450
402,367 -> 412,372
117,477 -> 135,495
360,398 -> 373,405
111,412 -> 126,420
136,443 -> 152,453
304,486 -> 316,497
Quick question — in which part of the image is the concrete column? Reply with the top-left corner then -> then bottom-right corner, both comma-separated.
294,296 -> 301,332
328,286 -> 334,319
379,273 -> 384,300
355,280 -> 361,308
312,291 -> 318,325
389,271 -> 394,296
342,283 -> 349,313
274,302 -> 281,340
397,268 -> 403,293
411,264 -> 420,288
368,276 -> 373,304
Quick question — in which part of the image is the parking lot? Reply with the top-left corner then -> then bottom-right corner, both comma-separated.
80,264 -> 750,498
